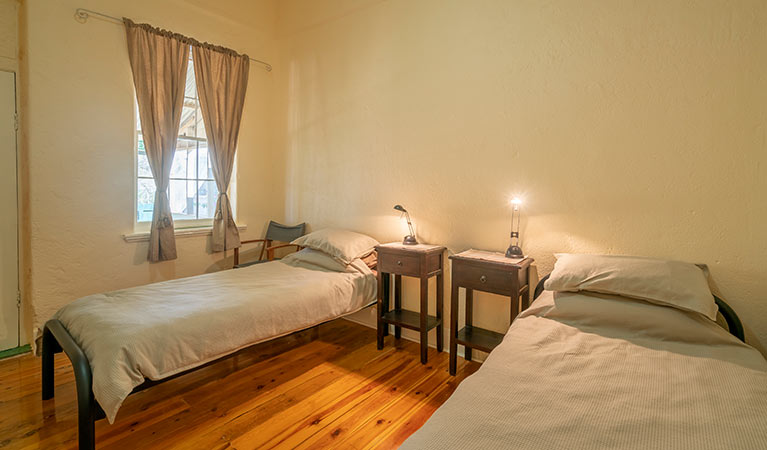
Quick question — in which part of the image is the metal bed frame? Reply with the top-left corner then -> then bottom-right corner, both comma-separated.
42,316 -> 332,450
42,274 -> 745,450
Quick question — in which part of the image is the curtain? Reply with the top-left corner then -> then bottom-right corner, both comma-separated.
192,45 -> 249,252
124,19 -> 189,262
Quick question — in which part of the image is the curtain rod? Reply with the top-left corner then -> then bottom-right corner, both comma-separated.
73,8 -> 272,72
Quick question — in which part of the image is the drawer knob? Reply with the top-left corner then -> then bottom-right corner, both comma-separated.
480,275 -> 487,283
397,260 -> 403,266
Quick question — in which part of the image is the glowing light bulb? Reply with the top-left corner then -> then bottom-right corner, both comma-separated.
506,196 -> 524,258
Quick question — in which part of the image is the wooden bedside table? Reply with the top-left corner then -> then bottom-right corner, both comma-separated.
376,243 -> 446,364
449,249 -> 533,375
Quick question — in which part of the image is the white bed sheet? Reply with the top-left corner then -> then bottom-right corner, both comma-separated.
53,258 -> 376,423
402,290 -> 767,450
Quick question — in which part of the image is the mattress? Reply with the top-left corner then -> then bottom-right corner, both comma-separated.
402,290 -> 767,450
53,257 -> 376,424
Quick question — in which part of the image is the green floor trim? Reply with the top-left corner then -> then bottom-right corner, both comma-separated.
0,344 -> 31,360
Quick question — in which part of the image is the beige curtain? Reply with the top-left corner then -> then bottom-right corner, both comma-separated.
192,45 -> 249,252
124,19 -> 189,262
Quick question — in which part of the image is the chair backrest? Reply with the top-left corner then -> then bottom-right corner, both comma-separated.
265,221 -> 306,243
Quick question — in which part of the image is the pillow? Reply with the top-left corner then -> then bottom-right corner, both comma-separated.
291,228 -> 379,264
544,253 -> 718,320
282,248 -> 348,272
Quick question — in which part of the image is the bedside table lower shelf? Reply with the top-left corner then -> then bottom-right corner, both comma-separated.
456,326 -> 504,353
381,309 -> 441,331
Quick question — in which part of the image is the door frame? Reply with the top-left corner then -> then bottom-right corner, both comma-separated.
0,68 -> 21,352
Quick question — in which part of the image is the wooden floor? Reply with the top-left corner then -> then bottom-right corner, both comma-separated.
0,320 -> 479,449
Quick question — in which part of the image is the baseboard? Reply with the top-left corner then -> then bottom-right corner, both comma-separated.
0,344 -> 31,360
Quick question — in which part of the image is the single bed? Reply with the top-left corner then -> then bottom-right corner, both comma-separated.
41,229 -> 379,450
402,255 -> 767,450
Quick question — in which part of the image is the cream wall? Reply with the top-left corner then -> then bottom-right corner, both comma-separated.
0,0 -> 17,72
275,0 -> 767,354
21,0 -> 284,341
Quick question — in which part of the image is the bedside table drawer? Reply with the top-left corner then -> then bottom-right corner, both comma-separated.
452,263 -> 515,296
378,252 -> 421,277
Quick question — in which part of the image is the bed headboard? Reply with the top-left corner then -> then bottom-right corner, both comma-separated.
533,274 -> 745,342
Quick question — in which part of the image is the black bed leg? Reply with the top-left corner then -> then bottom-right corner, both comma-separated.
44,320 -> 97,450
75,361 -> 97,450
42,326 -> 55,400
77,398 -> 96,450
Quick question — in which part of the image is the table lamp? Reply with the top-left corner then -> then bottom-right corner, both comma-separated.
394,204 -> 418,245
505,198 -> 524,258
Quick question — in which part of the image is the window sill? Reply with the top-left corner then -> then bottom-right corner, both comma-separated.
123,224 -> 247,243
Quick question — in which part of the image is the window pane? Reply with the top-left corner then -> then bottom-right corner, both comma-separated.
198,180 -> 219,219
136,102 -> 142,132
178,100 -> 197,138
137,134 -> 152,178
184,57 -> 196,99
197,142 -> 215,179
171,140 -> 196,179
137,178 -> 156,222
169,179 -> 197,221
195,105 -> 207,139
135,56 -> 227,226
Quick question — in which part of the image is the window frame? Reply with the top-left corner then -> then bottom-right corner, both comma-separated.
132,54 -> 236,233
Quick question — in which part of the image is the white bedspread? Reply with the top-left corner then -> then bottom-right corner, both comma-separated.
53,258 -> 376,423
402,291 -> 767,450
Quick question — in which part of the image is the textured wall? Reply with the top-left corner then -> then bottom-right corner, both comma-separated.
0,0 -> 17,71
275,0 -> 767,354
22,0 -> 284,341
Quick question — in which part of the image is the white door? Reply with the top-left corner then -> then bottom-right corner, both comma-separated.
0,70 -> 18,351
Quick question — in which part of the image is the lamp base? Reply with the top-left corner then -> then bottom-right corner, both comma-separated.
403,235 -> 418,245
505,245 -> 523,258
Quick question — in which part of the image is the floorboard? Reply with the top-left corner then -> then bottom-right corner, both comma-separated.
0,320 -> 479,449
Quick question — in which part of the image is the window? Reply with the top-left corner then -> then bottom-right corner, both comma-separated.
136,51 -> 231,227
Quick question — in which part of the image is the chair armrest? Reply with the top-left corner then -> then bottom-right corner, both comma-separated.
266,244 -> 302,261
233,239 -> 272,266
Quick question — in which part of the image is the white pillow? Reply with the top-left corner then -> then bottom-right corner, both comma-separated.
282,248 -> 348,272
291,228 -> 379,264
544,254 -> 718,320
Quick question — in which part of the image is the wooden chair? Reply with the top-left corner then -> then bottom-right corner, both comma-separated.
233,221 -> 307,268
